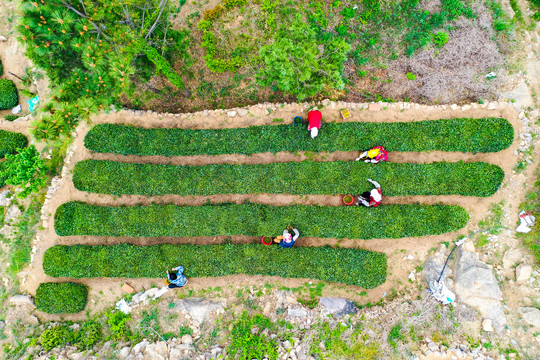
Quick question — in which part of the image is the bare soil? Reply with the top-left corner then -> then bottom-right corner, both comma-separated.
19,103 -> 524,321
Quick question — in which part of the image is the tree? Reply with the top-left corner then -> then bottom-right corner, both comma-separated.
1,146 -> 48,198
256,15 -> 351,100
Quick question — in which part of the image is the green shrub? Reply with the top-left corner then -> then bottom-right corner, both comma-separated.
228,311 -> 278,360
73,160 -> 504,197
106,311 -> 132,340
43,243 -> 388,288
35,282 -> 88,314
223,0 -> 247,8
54,201 -> 469,239
40,325 -> 75,351
3,115 -> 19,121
406,72 -> 416,80
0,79 -> 18,110
84,118 -> 514,156
0,130 -> 28,157
76,321 -> 103,350
433,31 -> 449,47
0,59 -> 3,75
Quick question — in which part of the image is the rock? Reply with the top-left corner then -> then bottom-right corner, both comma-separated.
0,191 -> 12,206
500,80 -> 534,108
0,36 -> 6,41
181,334 -> 193,345
450,104 -> 459,110
287,307 -> 307,318
227,110 -> 237,117
176,344 -> 195,351
454,249 -> 506,332
68,353 -> 85,360
132,340 -> 149,354
482,319 -> 494,332
322,99 -> 330,106
423,245 -> 450,284
144,341 -> 168,360
119,347 -> 131,358
5,206 -> 22,224
368,103 -> 381,111
169,348 -> 182,359
428,342 -> 439,352
283,340 -> 292,350
461,105 -> 471,111
237,109 -> 248,117
0,321 -> 4,330
319,297 -> 357,317
515,264 -> 532,283
519,307 -> 540,327
174,298 -> 225,324
503,250 -> 522,269
9,295 -> 34,307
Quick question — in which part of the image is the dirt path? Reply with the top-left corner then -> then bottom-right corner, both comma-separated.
20,104 -> 522,320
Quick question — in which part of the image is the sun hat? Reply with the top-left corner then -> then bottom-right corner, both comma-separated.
310,127 -> 319,138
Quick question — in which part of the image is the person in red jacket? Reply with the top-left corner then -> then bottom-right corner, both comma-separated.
307,110 -> 322,138
356,146 -> 388,164
356,179 -> 382,207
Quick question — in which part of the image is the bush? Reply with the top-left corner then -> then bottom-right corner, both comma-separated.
40,325 -> 75,351
54,201 -> 469,239
76,321 -> 103,349
35,282 -> 88,314
0,130 -> 27,157
228,311 -> 278,360
43,243 -> 387,288
0,79 -> 18,110
84,118 -> 514,156
406,72 -> 416,80
73,160 -> 504,197
433,31 -> 449,47
3,115 -> 19,121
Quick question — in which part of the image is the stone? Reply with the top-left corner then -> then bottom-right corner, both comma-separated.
122,283 -> 135,294
503,250 -> 522,269
322,99 -> 330,106
487,102 -> 497,110
0,191 -> 12,206
0,321 -> 4,330
169,348 -> 182,359
500,80 -> 534,108
515,264 -> 532,283
283,340 -> 292,350
132,340 -> 149,354
119,347 -> 131,358
450,104 -> 459,110
227,110 -> 237,117
237,109 -> 248,117
9,295 -> 34,307
423,245 -> 450,284
0,36 -> 6,42
174,298 -> 225,323
68,353 -> 85,360
144,341 -> 168,360
428,342 -> 439,352
519,307 -> 540,327
5,206 -> 22,224
368,103 -> 381,111
287,307 -> 308,318
482,319 -> 494,332
319,297 -> 357,317
461,105 -> 471,111
181,334 -> 193,345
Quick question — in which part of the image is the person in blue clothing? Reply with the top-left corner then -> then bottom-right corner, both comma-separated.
166,266 -> 188,289
277,226 -> 299,248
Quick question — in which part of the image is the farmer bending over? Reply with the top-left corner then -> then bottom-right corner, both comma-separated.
356,179 -> 382,207
274,226 -> 300,248
307,110 -> 322,139
356,146 -> 388,164
166,266 -> 188,289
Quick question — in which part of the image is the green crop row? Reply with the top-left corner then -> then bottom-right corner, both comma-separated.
35,282 -> 88,314
73,159 -> 504,197
84,118 -> 513,156
0,130 -> 28,157
43,243 -> 387,289
55,201 -> 469,239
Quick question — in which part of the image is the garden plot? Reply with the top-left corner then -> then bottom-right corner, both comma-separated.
22,104 -> 519,316
43,243 -> 387,289
73,159 -> 504,197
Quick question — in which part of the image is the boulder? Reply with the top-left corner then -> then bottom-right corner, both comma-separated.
288,307 -> 308,318
227,110 -> 237,117
482,319 -> 494,332
0,191 -> 12,206
68,353 -> 85,360
174,298 -> 225,323
181,334 -> 193,345
423,245 -> 451,284
144,341 -> 168,360
118,347 -> 131,358
319,297 -> 357,317
503,250 -> 522,269
4,206 -> 21,224
515,264 -> 533,283
9,295 -> 34,307
132,340 -> 149,355
519,307 -> 540,327
237,109 -> 248,117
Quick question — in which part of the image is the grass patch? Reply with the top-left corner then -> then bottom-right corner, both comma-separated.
35,282 -> 88,314
0,130 -> 28,158
54,201 -> 469,239
73,160 -> 504,197
84,118 -> 513,156
43,243 -> 387,288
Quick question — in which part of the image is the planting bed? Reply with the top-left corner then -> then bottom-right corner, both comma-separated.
73,159 -> 504,197
35,282 -> 88,314
0,130 -> 28,157
43,243 -> 387,289
84,118 -> 513,156
55,201 -> 469,239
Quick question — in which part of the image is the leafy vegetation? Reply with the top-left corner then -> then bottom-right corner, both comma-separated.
85,118 -> 514,156
228,311 -> 278,360
1,146 -> 48,198
0,79 -> 18,110
518,166 -> 540,264
35,282 -> 88,314
44,243 -> 387,288
73,159 -> 504,197
54,201 -> 469,239
0,130 -> 28,157
310,322 -> 379,359
39,321 -> 102,350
